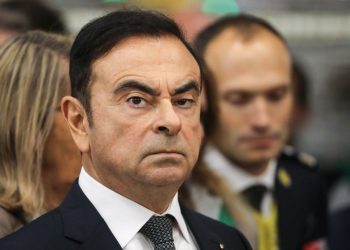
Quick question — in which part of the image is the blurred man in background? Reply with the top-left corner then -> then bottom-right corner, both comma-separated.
183,14 -> 327,250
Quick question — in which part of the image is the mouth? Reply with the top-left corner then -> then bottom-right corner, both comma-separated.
143,150 -> 186,167
241,136 -> 278,148
147,150 -> 185,156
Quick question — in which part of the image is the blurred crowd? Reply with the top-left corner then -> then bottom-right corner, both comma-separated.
0,0 -> 349,250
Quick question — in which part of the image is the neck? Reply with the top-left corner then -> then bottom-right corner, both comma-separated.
42,173 -> 70,211
83,164 -> 178,214
125,186 -> 177,214
107,181 -> 178,214
41,160 -> 80,211
212,143 -> 271,176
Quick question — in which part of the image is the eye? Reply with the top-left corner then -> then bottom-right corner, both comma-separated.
126,96 -> 147,108
266,87 -> 288,102
223,92 -> 253,106
174,98 -> 195,109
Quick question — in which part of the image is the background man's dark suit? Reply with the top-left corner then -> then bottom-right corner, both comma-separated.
275,150 -> 327,250
0,182 -> 252,250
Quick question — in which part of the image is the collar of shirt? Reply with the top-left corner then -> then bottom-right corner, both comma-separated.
78,167 -> 192,248
203,144 -> 277,192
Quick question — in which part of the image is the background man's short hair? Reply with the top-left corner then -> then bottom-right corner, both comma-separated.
194,13 -> 288,59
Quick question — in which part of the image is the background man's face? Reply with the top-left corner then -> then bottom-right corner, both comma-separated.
86,36 -> 202,190
205,28 -> 293,169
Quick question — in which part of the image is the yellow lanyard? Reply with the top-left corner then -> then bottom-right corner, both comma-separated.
253,203 -> 279,250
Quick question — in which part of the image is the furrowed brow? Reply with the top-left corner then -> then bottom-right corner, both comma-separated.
172,81 -> 200,96
114,80 -> 160,96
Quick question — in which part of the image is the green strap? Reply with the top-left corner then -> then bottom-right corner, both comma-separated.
219,205 -> 237,227
202,0 -> 240,15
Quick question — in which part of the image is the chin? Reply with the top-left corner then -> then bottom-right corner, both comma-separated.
147,168 -> 188,187
252,142 -> 280,156
234,148 -> 274,166
248,152 -> 278,166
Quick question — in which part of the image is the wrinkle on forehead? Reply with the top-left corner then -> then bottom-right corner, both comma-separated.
91,35 -> 201,93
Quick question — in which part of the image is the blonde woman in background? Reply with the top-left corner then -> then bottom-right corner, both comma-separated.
0,31 -> 81,237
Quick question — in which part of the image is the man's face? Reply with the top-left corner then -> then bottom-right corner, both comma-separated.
205,29 -> 293,169
84,36 -> 202,190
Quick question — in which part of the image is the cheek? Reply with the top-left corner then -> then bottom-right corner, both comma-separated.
95,113 -> 149,161
189,120 -> 202,141
219,108 -> 244,134
275,98 -> 293,125
183,116 -> 202,151
94,121 -> 134,151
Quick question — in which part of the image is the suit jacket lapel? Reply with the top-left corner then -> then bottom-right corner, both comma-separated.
59,181 -> 122,250
79,221 -> 122,250
180,201 -> 224,250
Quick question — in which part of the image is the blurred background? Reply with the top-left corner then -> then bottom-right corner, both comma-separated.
1,0 -> 349,184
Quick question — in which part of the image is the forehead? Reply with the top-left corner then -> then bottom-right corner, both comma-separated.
204,28 -> 291,92
91,35 -> 200,90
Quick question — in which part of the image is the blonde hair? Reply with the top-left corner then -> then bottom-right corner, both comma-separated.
0,30 -> 71,220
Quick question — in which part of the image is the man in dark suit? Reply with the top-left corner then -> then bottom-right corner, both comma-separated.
0,9 -> 251,250
182,14 -> 327,250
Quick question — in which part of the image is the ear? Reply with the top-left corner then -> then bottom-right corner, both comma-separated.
61,96 -> 90,153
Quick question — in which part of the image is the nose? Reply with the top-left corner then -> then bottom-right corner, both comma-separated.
153,100 -> 181,136
250,98 -> 271,132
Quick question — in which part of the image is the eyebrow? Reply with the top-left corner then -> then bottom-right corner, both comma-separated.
172,81 -> 201,96
223,84 -> 291,96
114,80 -> 201,97
114,80 -> 160,96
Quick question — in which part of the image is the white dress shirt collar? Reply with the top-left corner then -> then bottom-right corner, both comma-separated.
78,167 -> 192,248
204,144 -> 277,192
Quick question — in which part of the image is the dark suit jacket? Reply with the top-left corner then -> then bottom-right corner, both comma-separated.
275,150 -> 328,250
329,206 -> 350,250
0,181 -> 252,250
0,207 -> 24,238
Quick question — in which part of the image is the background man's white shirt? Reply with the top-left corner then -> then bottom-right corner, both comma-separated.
204,145 -> 277,216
